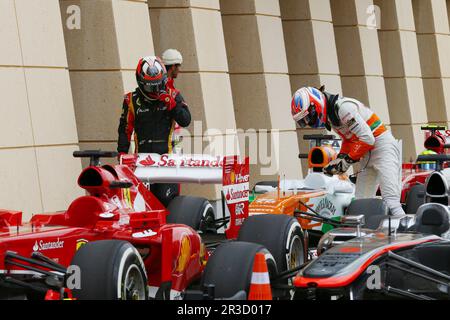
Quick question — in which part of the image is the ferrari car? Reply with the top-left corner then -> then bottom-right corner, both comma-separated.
0,150 -> 304,300
292,153 -> 450,300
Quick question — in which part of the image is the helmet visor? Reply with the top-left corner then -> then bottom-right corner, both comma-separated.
142,81 -> 162,95
296,105 -> 318,128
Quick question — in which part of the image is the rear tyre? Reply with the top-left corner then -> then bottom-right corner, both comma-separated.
167,196 -> 216,233
70,240 -> 148,300
237,214 -> 305,299
201,241 -> 276,299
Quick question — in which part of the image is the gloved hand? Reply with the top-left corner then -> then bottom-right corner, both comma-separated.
159,90 -> 177,111
323,154 -> 355,176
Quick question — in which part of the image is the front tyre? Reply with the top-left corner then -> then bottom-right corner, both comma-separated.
70,240 -> 148,300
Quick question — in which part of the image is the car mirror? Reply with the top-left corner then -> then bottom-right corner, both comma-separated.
342,214 -> 365,226
109,180 -> 133,189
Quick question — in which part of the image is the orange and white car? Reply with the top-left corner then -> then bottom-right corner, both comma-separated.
249,135 -> 355,244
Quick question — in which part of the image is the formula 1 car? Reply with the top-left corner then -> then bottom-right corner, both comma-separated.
292,153 -> 450,300
401,125 -> 450,214
0,150 -> 304,300
249,135 -> 355,245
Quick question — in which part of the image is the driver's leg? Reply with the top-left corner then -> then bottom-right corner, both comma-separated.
355,165 -> 378,199
373,141 -> 405,216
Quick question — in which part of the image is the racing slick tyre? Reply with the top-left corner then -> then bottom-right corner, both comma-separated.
167,196 -> 216,233
201,241 -> 277,299
70,240 -> 148,300
237,214 -> 305,299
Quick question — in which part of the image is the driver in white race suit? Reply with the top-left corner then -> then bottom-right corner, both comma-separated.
291,86 -> 404,216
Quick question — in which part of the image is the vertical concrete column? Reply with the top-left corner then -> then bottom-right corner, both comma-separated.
0,0 -> 82,218
60,0 -> 154,163
280,0 -> 342,93
148,0 -> 238,199
220,0 -> 302,182
330,0 -> 390,124
412,0 -> 450,126
280,0 -> 342,174
375,0 -> 427,160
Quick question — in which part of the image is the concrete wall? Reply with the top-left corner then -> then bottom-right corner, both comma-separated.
0,0 -> 82,219
2,0 -> 450,218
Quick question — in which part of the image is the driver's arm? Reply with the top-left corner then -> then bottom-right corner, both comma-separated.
117,93 -> 135,153
170,92 -> 191,128
338,101 -> 375,161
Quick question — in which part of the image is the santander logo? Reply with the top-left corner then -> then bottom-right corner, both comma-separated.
33,239 -> 64,252
139,155 -> 156,166
138,154 -> 224,168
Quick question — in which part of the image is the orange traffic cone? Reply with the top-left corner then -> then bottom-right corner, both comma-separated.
248,252 -> 272,300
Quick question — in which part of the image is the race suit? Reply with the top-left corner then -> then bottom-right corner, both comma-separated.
117,85 -> 191,206
324,94 -> 404,216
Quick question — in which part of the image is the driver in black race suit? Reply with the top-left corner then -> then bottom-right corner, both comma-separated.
117,56 -> 191,206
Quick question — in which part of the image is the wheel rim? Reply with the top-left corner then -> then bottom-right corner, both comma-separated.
287,235 -> 304,270
123,264 -> 146,300
200,212 -> 217,233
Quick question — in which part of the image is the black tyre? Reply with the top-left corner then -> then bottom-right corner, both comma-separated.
238,215 -> 305,272
237,215 -> 305,299
201,241 -> 276,299
167,196 -> 216,232
70,240 -> 148,300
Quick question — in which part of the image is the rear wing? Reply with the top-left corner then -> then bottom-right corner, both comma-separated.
133,153 -> 224,184
222,156 -> 250,239
125,153 -> 250,238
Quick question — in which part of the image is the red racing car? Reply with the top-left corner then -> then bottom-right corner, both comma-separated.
0,150 -> 303,300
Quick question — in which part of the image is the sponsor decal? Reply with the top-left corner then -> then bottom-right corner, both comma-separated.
122,187 -> 133,208
345,118 -> 356,128
136,108 -> 150,114
316,197 -> 336,218
235,202 -> 245,215
33,238 -> 64,252
111,195 -> 123,209
341,112 -> 352,122
224,183 -> 250,204
132,229 -> 157,238
175,236 -> 191,273
255,198 -> 277,204
76,239 -> 88,251
99,212 -> 114,219
138,154 -> 224,168
235,218 -> 245,226
118,214 -> 130,226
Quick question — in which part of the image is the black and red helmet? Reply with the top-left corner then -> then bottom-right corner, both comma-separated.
136,56 -> 167,99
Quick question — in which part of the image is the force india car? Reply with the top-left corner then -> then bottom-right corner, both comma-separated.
249,135 -> 355,244
293,153 -> 450,300
0,150 -> 304,300
249,127 -> 450,244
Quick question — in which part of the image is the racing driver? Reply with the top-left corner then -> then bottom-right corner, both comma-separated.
291,86 -> 404,216
117,56 -> 191,206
